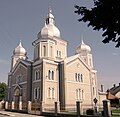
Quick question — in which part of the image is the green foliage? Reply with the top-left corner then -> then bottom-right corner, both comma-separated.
86,108 -> 94,115
75,0 -> 120,47
0,82 -> 7,101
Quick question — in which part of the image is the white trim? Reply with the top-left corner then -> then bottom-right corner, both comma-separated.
46,80 -> 58,83
67,80 -> 91,86
12,81 -> 27,86
19,81 -> 27,85
33,79 -> 41,83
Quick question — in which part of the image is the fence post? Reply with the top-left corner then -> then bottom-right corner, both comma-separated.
76,101 -> 80,117
11,101 -> 14,110
19,96 -> 22,111
55,102 -> 58,116
40,101 -> 43,115
5,101 -> 8,110
28,101 -> 31,113
103,100 -> 111,117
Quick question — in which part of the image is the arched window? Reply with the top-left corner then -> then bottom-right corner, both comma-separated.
39,70 -> 41,79
93,87 -> 95,95
81,74 -> 83,82
82,90 -> 84,99
75,73 -> 77,81
50,46 -> 53,57
48,70 -> 51,80
52,88 -> 55,99
78,74 -> 80,82
48,87 -> 51,99
34,88 -> 37,99
79,89 -> 81,99
76,89 -> 78,99
43,45 -> 46,57
35,71 -> 38,80
52,71 -> 54,80
37,87 -> 40,99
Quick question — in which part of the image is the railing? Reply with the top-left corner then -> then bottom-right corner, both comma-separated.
8,103 -> 11,110
14,103 -> 19,110
22,102 -> 27,110
44,103 -> 55,112
31,102 -> 40,112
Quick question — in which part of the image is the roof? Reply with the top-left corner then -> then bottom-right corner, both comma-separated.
64,54 -> 91,70
110,84 -> 120,95
107,93 -> 118,100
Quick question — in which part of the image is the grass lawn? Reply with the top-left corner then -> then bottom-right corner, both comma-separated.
112,109 -> 120,117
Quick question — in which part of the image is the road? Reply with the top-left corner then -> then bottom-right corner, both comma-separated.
0,110 -> 45,117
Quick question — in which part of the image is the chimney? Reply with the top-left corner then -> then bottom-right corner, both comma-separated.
113,84 -> 116,87
101,84 -> 104,92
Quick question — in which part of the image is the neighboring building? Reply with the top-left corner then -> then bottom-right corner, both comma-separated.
98,85 -> 107,109
107,84 -> 120,107
6,8 -> 102,113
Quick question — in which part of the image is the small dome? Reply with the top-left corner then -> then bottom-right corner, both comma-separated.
76,40 -> 91,54
14,41 -> 27,56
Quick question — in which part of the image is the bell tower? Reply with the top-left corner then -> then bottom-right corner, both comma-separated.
76,39 -> 93,68
11,41 -> 27,70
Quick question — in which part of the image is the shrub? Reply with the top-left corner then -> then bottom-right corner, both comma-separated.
86,109 -> 94,115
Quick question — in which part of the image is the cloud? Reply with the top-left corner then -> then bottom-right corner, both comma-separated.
112,53 -> 119,56
0,59 -> 9,65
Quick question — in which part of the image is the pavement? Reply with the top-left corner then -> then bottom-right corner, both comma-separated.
0,110 -> 45,117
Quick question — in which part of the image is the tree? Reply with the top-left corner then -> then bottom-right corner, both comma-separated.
74,0 -> 120,47
0,82 -> 7,101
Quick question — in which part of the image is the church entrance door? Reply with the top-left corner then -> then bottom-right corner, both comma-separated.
14,88 -> 20,110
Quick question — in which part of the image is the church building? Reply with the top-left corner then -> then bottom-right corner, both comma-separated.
6,8 -> 99,113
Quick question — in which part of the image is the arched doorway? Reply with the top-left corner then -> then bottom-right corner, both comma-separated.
14,88 -> 20,110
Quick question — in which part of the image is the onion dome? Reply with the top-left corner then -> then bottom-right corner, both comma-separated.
76,40 -> 91,54
14,41 -> 27,56
38,8 -> 60,38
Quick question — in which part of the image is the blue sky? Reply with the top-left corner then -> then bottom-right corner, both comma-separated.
0,0 -> 120,90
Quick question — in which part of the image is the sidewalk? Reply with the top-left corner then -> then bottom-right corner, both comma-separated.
0,110 -> 45,117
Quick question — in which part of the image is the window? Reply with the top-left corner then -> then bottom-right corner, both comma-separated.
43,45 -> 46,57
57,50 -> 61,58
59,51 -> 61,57
34,87 -> 40,100
48,70 -> 51,80
35,71 -> 38,80
52,88 -> 55,99
78,74 -> 80,82
47,87 -> 55,99
75,73 -> 78,81
48,88 -> 51,99
34,88 -> 37,99
93,87 -> 95,95
37,87 -> 40,99
48,70 -> 54,80
52,71 -> 54,80
81,74 -> 83,82
82,90 -> 84,99
50,46 -> 53,57
75,73 -> 83,82
35,70 -> 41,80
76,89 -> 84,100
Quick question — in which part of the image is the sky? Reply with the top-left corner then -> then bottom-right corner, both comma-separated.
0,0 -> 120,90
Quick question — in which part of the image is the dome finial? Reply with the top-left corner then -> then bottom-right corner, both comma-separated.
81,35 -> 84,44
19,40 -> 22,47
48,6 -> 52,13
